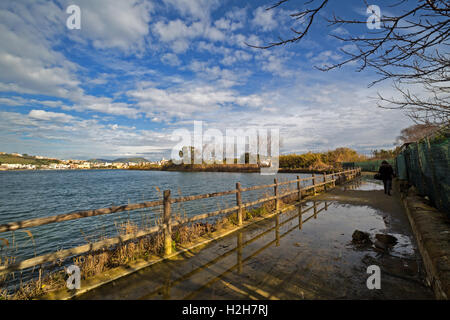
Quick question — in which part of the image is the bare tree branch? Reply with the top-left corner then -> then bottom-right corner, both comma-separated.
249,0 -> 450,125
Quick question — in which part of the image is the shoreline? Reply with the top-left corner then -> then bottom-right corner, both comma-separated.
0,168 -> 120,172
130,166 -> 336,174
1,167 -> 339,174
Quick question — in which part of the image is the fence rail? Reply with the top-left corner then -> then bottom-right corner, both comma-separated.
0,168 -> 361,276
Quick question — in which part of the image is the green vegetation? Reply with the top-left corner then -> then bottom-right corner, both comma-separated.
0,154 -> 60,165
129,163 -> 163,170
280,148 -> 367,170
370,148 -> 399,160
130,147 -> 368,172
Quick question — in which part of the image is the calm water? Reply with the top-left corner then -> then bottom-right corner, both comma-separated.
0,170 -> 311,261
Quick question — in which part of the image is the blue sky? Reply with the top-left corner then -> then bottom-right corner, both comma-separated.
0,0 -> 414,160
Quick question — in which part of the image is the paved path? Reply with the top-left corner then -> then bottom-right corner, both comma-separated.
78,175 -> 434,300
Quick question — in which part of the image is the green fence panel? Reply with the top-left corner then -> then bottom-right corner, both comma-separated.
396,154 -> 408,180
397,130 -> 449,215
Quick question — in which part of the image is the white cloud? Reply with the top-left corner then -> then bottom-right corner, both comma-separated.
153,19 -> 225,52
221,50 -> 252,66
332,27 -> 350,36
0,96 -> 65,108
225,7 -> 247,23
161,53 -> 182,66
251,6 -> 278,32
62,0 -> 153,52
227,33 -> 262,48
0,110 -> 176,159
186,61 -> 250,87
66,95 -> 141,119
162,0 -> 219,20
310,50 -> 342,65
0,97 -> 27,107
258,53 -> 293,78
127,81 -> 264,119
28,110 -> 74,122
0,2 -> 79,97
214,17 -> 243,32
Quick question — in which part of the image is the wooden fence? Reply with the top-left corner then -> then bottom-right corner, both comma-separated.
0,168 -> 360,276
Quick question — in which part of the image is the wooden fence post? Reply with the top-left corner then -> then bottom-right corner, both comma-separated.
274,178 -> 279,211
237,232 -> 243,273
298,204 -> 303,230
275,214 -> 280,246
313,200 -> 317,219
312,174 -> 316,195
323,173 -> 327,192
297,175 -> 302,202
236,182 -> 243,226
163,189 -> 172,257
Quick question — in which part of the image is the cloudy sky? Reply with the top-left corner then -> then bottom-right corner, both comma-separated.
0,0 -> 414,160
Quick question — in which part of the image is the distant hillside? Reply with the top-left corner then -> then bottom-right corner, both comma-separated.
112,157 -> 149,163
87,158 -> 112,163
88,157 -> 149,163
0,153 -> 60,165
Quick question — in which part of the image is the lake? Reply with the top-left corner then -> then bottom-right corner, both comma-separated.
0,170 -> 312,261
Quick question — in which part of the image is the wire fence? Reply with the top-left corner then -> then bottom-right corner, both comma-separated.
395,127 -> 449,215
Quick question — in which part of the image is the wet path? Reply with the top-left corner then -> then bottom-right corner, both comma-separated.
79,177 -> 434,299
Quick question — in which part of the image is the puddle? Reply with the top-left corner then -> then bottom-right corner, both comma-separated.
343,178 -> 384,191
388,233 -> 416,258
79,201 -> 433,300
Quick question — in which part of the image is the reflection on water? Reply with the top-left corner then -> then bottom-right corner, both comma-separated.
79,201 -> 433,300
339,177 -> 385,191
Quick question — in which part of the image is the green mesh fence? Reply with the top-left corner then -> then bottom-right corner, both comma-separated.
342,159 -> 395,172
395,129 -> 449,215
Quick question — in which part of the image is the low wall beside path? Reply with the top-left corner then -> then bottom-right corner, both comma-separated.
396,179 -> 450,299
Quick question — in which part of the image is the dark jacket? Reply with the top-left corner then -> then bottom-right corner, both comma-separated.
379,163 -> 394,180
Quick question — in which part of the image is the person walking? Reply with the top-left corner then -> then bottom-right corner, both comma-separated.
378,160 -> 394,195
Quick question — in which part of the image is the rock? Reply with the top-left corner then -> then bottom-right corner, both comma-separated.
374,240 -> 388,251
375,234 -> 398,246
352,230 -> 372,245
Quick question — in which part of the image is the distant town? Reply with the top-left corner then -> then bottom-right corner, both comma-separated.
0,152 -> 169,171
